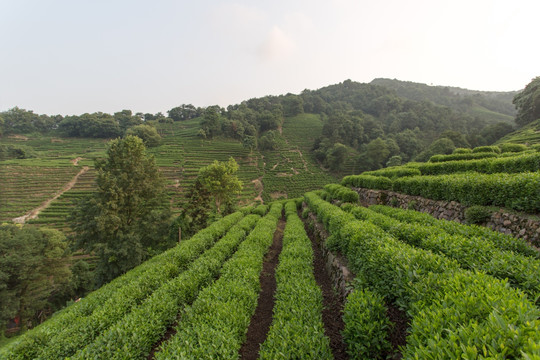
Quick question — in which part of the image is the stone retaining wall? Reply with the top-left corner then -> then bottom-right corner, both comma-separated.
354,187 -> 540,248
302,205 -> 354,301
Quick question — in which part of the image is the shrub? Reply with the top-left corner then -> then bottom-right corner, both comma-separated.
499,143 -> 528,153
453,147 -> 472,154
464,206 -> 492,224
323,184 -> 359,203
363,167 -> 421,178
472,145 -> 501,154
342,289 -> 391,360
342,175 -> 392,190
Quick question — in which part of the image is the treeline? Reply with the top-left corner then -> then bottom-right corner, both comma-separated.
190,79 -> 521,173
370,78 -> 517,116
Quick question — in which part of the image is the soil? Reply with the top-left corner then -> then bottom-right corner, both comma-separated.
147,317 -> 181,360
251,177 -> 264,204
270,192 -> 287,200
239,216 -> 285,360
385,303 -> 409,360
303,216 -> 348,360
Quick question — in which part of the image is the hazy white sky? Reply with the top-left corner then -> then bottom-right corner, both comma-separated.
1,0 -> 538,115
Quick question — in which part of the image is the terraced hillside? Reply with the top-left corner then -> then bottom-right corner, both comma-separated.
2,188 -> 539,358
0,115 -> 337,230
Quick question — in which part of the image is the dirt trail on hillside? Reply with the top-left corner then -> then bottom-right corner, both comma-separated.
252,177 -> 264,204
12,166 -> 90,224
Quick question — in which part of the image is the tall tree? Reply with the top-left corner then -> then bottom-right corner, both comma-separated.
513,76 -> 540,127
197,157 -> 242,214
0,225 -> 71,333
70,136 -> 171,285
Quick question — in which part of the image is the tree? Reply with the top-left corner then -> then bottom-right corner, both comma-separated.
242,135 -> 257,153
415,138 -> 455,162
197,157 -> 242,214
70,136 -> 172,285
513,76 -> 540,127
125,124 -> 161,147
0,225 -> 71,333
258,130 -> 277,150
326,143 -> 348,171
365,137 -> 390,169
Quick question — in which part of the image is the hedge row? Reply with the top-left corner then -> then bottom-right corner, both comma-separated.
259,201 -> 332,359
472,145 -> 501,154
368,205 -> 539,259
322,183 -> 359,203
392,172 -> 540,213
342,174 -> 392,190
343,204 -> 540,300
419,152 -> 540,176
154,202 -> 283,359
1,211 -> 245,360
429,152 -> 498,163
304,192 -> 540,358
342,289 -> 391,360
362,167 -> 421,178
73,214 -> 261,359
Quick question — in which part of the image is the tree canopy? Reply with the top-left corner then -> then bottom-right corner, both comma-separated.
513,76 -> 540,127
0,225 -> 72,333
70,136 -> 172,285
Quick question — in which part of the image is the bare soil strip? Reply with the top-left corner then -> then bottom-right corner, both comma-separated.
302,215 -> 348,360
147,317 -> 180,360
12,166 -> 90,224
239,216 -> 285,360
386,304 -> 409,360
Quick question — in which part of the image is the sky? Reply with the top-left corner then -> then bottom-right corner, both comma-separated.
1,0 -> 539,116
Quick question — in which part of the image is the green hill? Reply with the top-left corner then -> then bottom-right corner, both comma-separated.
496,118 -> 540,145
370,77 -> 517,125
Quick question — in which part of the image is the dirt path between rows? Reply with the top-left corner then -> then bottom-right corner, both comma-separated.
12,166 -> 90,224
303,215 -> 348,360
239,215 -> 285,360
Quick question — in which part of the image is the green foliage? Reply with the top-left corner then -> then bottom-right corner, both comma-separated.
499,142 -> 528,153
259,202 -> 332,359
323,183 -> 359,203
197,157 -> 243,213
429,152 -> 497,162
385,155 -> 402,167
0,144 -> 36,160
154,203 -> 282,359
0,211 -> 244,359
415,138 -> 455,162
341,174 -> 392,190
363,166 -> 421,178
472,145 -> 501,154
453,147 -> 472,154
392,172 -> 540,213
464,205 -> 493,224
305,192 -> 540,358
59,112 -> 123,138
70,136 -> 171,285
0,225 -> 71,335
342,289 -> 391,360
513,76 -> 540,127
167,104 -> 202,121
75,214 -> 260,360
419,152 -> 540,175
258,130 -> 278,150
125,124 -> 161,147
346,204 -> 540,300
369,205 -> 538,259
